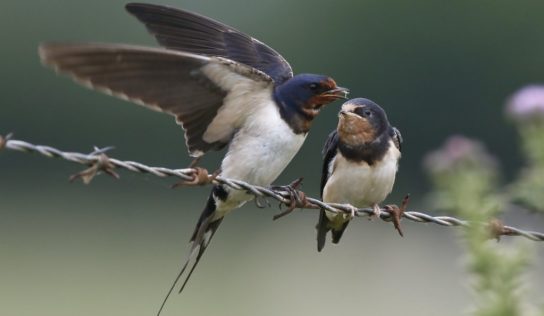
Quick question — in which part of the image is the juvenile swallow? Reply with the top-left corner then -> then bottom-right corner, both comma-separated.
38,3 -> 348,313
317,98 -> 402,251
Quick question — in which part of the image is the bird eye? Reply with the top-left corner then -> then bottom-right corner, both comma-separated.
309,83 -> 319,90
364,110 -> 372,117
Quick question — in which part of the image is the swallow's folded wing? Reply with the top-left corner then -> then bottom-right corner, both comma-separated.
391,126 -> 403,152
320,130 -> 339,197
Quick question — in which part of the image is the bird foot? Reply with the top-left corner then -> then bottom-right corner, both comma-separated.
171,167 -> 219,188
69,146 -> 119,184
271,177 -> 315,220
341,204 -> 358,220
367,203 -> 382,221
0,132 -> 13,151
384,194 -> 410,237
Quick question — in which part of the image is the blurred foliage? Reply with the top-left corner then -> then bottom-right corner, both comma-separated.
510,124 -> 544,213
425,129 -> 540,314
506,85 -> 544,214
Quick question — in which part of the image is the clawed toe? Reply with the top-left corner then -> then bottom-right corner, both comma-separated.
172,167 -> 217,188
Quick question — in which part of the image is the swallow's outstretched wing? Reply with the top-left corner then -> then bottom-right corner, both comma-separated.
125,3 -> 293,84
39,43 -> 273,157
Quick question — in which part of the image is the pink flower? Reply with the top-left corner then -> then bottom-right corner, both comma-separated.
424,135 -> 497,173
506,85 -> 544,120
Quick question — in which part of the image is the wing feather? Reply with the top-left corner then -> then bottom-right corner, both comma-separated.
320,130 -> 339,197
391,126 -> 403,152
125,3 -> 293,84
39,42 -> 272,156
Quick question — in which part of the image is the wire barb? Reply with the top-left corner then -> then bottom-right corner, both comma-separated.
384,194 -> 410,237
69,149 -> 120,184
271,177 -> 318,220
3,136 -> 544,242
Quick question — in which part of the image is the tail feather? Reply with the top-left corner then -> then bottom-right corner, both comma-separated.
317,210 -> 351,251
157,187 -> 224,316
178,218 -> 222,293
316,210 -> 330,252
331,221 -> 350,244
156,217 -> 222,316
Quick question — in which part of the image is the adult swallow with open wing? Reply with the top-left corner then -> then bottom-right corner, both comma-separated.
39,3 -> 348,314
317,98 -> 402,251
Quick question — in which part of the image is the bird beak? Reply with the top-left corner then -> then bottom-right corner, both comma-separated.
338,109 -> 361,120
322,86 -> 349,100
309,86 -> 349,108
338,109 -> 355,118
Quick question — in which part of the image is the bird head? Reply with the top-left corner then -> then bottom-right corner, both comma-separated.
274,74 -> 348,133
337,98 -> 389,145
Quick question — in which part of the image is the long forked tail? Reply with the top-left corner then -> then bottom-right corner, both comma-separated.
157,192 -> 224,316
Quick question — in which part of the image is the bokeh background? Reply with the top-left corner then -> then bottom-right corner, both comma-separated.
1,0 -> 543,315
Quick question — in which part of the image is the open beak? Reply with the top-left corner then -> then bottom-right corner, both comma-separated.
322,86 -> 349,100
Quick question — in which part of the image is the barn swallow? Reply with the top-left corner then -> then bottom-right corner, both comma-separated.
317,98 -> 402,251
38,2 -> 348,314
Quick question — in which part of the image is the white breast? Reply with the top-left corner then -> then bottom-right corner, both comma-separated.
215,89 -> 306,212
323,142 -> 400,209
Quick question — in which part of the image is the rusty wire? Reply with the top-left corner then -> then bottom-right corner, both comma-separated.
2,136 -> 544,242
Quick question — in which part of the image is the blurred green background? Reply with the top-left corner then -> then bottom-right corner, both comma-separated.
1,0 -> 543,315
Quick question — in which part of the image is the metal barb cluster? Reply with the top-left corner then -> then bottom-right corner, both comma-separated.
2,136 -> 544,242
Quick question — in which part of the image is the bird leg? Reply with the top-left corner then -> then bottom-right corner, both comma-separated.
188,156 -> 202,169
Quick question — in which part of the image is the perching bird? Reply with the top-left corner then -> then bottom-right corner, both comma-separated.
38,3 -> 348,314
317,98 -> 402,251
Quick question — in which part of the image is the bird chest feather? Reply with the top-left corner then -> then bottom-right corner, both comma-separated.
323,141 -> 400,207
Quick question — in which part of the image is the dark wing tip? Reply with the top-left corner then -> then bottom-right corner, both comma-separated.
125,2 -> 190,19
125,2 -> 161,14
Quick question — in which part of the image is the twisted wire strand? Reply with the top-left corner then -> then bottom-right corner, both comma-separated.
2,137 -> 544,242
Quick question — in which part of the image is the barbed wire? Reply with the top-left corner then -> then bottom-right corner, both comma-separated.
1,134 -> 543,242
